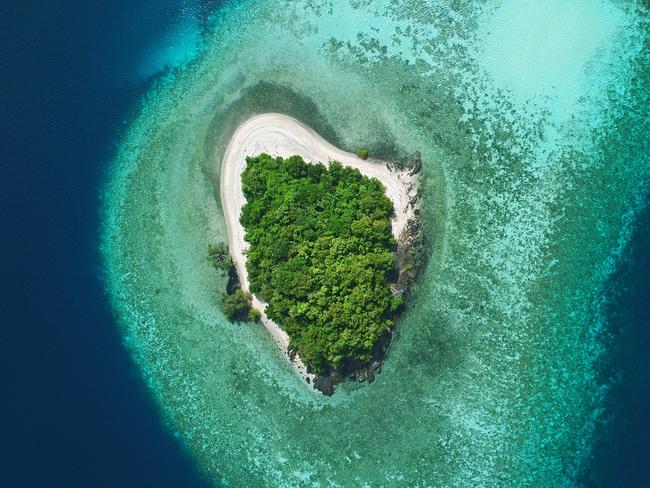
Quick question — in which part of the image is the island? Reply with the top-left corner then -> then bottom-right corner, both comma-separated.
219,114 -> 423,394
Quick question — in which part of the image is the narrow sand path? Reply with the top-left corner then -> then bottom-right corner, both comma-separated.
219,113 -> 417,384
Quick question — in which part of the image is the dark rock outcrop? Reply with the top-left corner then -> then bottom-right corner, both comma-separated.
313,376 -> 334,395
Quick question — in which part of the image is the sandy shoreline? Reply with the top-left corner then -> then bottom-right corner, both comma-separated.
219,113 -> 418,385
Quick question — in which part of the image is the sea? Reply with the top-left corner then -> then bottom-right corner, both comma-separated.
2,0 -> 648,486
3,1 -> 211,486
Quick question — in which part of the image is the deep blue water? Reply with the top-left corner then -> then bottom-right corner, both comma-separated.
1,1 -> 648,486
589,205 -> 650,487
2,1 -> 212,486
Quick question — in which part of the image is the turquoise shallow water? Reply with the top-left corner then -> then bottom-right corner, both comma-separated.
102,1 -> 649,486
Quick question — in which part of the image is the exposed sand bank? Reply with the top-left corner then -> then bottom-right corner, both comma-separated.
219,113 -> 418,385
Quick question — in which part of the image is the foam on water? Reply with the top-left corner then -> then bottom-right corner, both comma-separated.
102,1 -> 649,485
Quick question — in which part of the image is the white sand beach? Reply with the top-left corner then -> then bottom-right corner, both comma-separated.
219,113 -> 418,383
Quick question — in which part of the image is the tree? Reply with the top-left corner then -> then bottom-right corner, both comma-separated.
208,242 -> 233,273
222,288 -> 251,321
240,154 -> 398,373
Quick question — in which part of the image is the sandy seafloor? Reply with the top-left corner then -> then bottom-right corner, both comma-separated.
101,0 -> 650,486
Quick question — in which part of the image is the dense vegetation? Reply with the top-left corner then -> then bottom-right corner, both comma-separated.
241,154 -> 402,373
208,243 -> 253,321
221,288 -> 254,321
208,242 -> 233,273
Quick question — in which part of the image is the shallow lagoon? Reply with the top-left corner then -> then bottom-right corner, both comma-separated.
102,1 -> 649,485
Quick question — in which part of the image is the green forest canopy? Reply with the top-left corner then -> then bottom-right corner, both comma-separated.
241,154 -> 402,373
